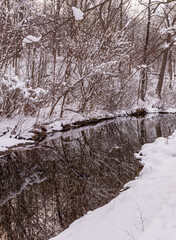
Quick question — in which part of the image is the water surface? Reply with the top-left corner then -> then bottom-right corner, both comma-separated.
0,114 -> 176,240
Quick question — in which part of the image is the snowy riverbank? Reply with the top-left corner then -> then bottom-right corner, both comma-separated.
50,130 -> 176,240
0,109 -> 115,152
1,107 -> 176,153
0,133 -> 33,152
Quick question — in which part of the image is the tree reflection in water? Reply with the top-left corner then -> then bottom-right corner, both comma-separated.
0,115 -> 176,240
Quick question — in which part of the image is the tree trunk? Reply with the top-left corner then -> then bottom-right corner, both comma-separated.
156,12 -> 176,98
169,51 -> 173,89
119,0 -> 123,31
156,34 -> 171,98
140,0 -> 151,101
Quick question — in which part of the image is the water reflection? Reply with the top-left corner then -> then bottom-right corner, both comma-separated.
0,114 -> 176,240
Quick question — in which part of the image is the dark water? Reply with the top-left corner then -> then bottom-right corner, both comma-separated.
0,114 -> 176,240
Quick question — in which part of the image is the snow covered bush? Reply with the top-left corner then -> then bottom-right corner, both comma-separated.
0,75 -> 46,116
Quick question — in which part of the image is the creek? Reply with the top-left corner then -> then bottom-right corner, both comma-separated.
0,114 -> 176,240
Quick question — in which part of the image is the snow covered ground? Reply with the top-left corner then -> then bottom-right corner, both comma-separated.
50,130 -> 176,240
0,133 -> 33,151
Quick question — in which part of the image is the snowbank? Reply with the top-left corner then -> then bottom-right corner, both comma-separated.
0,116 -> 37,153
0,133 -> 33,152
0,105 -> 176,154
50,131 -> 176,240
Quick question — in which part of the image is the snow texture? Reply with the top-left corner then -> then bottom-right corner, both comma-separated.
0,133 -> 33,151
72,7 -> 84,20
50,131 -> 176,240
22,35 -> 41,47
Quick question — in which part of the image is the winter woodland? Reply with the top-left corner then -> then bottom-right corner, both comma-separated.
0,0 -> 176,123
1,1 -> 176,239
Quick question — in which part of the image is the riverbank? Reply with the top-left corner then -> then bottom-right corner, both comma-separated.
50,130 -> 176,240
1,107 -> 176,152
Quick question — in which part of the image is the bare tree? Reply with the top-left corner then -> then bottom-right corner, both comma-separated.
156,1 -> 176,98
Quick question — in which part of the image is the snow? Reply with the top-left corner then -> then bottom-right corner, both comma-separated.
174,38 -> 176,46
163,43 -> 170,49
160,26 -> 176,35
22,35 -> 41,47
50,130 -> 176,240
141,64 -> 148,68
0,133 -> 33,152
72,7 -> 84,21
165,108 -> 176,113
